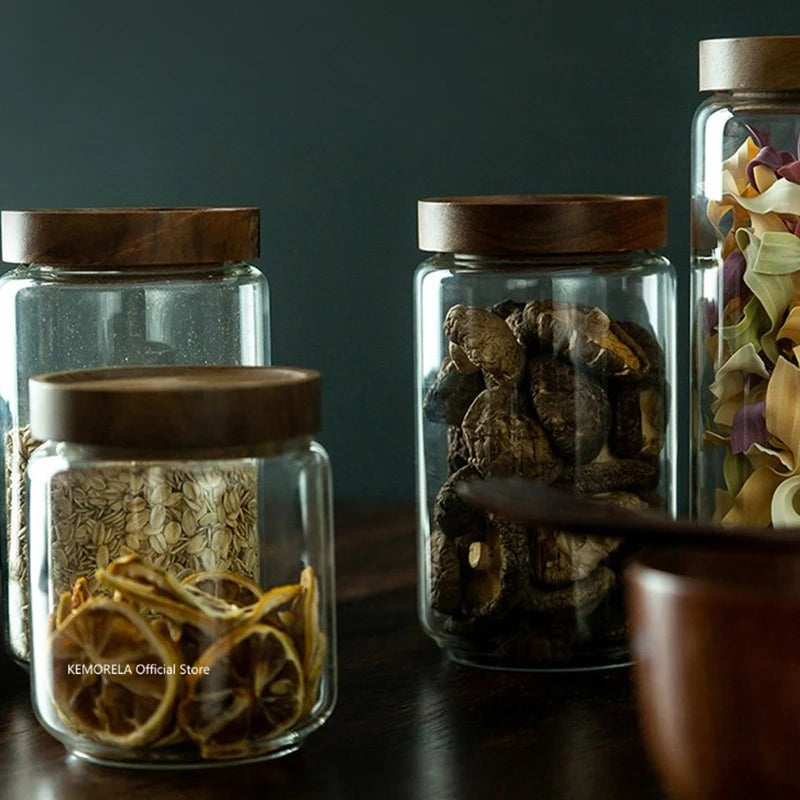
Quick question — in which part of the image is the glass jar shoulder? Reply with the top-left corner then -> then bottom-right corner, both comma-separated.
0,267 -> 37,299
696,91 -> 800,118
416,251 -> 673,282
693,91 -> 800,155
0,262 -> 267,289
28,438 -> 329,471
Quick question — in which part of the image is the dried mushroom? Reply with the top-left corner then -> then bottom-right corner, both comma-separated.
433,465 -> 485,538
462,520 -> 527,618
462,387 -> 561,481
616,320 -> 661,381
424,297 -> 667,665
518,301 -> 646,379
532,491 -> 647,584
430,528 -> 461,614
424,358 -> 485,424
447,425 -> 470,473
638,388 -> 664,457
524,566 -> 615,616
449,342 -> 481,375
491,298 -> 525,320
528,356 -> 610,464
611,384 -> 664,460
566,450 -> 657,494
444,304 -> 524,385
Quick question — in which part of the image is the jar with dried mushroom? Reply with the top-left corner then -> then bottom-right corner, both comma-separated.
691,37 -> 800,527
27,366 -> 335,765
0,208 -> 270,665
415,195 -> 676,669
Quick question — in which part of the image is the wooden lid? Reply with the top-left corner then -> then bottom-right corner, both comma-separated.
1,207 -> 259,266
699,37 -> 800,91
29,366 -> 320,449
417,195 -> 667,255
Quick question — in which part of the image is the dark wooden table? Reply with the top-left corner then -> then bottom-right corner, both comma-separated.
0,503 -> 667,800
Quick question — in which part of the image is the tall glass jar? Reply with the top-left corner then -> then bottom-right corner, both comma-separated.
415,195 -> 676,669
26,366 -> 335,766
0,208 -> 270,664
692,37 -> 800,526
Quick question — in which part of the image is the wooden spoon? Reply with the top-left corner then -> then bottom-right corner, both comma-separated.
456,477 -> 800,550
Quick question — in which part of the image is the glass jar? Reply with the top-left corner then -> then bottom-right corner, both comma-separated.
415,195 -> 676,670
26,366 -> 335,766
691,37 -> 800,525
0,207 -> 270,664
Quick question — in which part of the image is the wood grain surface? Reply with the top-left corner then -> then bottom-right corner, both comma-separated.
417,195 -> 667,255
0,502 -> 666,800
1,207 -> 259,266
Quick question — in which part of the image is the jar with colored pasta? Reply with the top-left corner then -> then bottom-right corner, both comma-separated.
692,37 -> 800,526
415,195 -> 676,670
27,366 -> 335,766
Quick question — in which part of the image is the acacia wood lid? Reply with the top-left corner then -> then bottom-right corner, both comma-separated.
29,366 -> 320,449
1,207 -> 259,266
417,195 -> 667,255
699,36 -> 800,91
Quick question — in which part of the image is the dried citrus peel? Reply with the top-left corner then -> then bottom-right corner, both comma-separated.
181,571 -> 263,608
49,556 -> 327,759
97,554 -> 246,630
177,623 -> 305,759
50,597 -> 181,748
245,584 -> 302,625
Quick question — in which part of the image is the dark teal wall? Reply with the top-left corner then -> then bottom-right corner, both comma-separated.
0,2 -> 796,502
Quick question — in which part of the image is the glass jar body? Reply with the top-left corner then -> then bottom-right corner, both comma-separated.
0,262 -> 271,663
415,251 -> 676,669
27,437 -> 335,766
691,92 -> 800,525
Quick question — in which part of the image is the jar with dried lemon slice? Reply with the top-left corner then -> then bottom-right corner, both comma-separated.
27,366 -> 336,766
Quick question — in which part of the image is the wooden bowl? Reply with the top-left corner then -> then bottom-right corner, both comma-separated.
626,547 -> 800,800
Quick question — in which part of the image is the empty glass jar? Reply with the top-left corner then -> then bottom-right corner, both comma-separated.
692,37 -> 800,525
27,366 -> 335,766
0,207 -> 270,663
415,195 -> 676,669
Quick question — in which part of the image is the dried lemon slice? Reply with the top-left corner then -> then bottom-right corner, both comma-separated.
289,566 -> 327,715
50,597 -> 181,748
97,554 -> 245,630
301,630 -> 327,718
295,566 -> 322,674
53,593 -> 72,630
52,576 -> 93,631
178,623 -> 304,759
181,571 -> 263,608
245,583 -> 302,626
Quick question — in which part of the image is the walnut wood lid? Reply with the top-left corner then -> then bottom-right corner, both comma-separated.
417,195 -> 667,255
1,207 -> 259,266
29,366 -> 320,449
699,36 -> 800,91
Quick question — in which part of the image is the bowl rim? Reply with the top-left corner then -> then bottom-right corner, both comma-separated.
626,546 -> 800,606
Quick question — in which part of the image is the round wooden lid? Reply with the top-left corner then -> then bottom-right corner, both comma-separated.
29,366 -> 320,449
417,195 -> 667,255
699,36 -> 800,91
1,207 -> 259,266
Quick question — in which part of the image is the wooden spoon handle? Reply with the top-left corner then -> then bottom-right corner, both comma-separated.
457,478 -> 800,551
